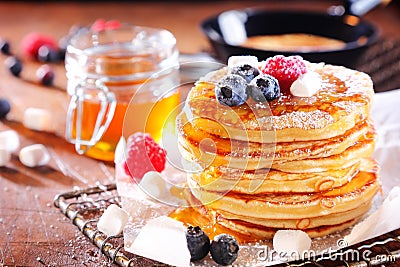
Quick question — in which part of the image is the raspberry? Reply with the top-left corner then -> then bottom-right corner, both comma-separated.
91,19 -> 121,32
123,132 -> 167,182
261,55 -> 307,94
105,20 -> 121,30
21,32 -> 58,59
91,19 -> 107,32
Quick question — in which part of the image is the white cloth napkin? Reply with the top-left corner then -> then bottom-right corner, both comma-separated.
371,89 -> 400,193
345,89 -> 400,245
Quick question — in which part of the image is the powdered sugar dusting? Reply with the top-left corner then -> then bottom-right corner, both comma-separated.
185,62 -> 373,141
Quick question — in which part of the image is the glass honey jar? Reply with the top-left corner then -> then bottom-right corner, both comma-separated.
65,24 -> 180,161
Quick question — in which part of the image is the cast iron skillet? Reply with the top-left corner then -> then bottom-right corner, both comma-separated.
201,8 -> 379,68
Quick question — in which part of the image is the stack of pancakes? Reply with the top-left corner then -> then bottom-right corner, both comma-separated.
176,62 -> 380,241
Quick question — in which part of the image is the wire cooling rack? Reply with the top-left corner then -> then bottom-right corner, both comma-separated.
53,184 -> 165,266
54,184 -> 400,267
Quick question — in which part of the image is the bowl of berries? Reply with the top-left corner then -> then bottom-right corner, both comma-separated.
201,7 -> 379,68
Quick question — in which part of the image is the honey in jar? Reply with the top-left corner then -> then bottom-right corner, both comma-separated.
65,24 -> 180,161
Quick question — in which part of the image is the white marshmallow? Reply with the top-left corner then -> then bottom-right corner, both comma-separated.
128,216 -> 190,267
23,108 -> 53,132
139,171 -> 167,200
19,144 -> 50,167
273,230 -> 311,256
0,130 -> 20,152
0,148 -> 11,166
345,186 -> 400,245
97,204 -> 129,236
228,55 -> 259,69
290,71 -> 322,97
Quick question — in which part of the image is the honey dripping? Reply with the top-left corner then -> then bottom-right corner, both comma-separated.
169,206 -> 259,244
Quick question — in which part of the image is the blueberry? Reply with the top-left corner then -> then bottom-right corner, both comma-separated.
57,36 -> 71,61
210,234 -> 239,266
0,98 -> 11,119
249,74 -> 280,102
230,64 -> 260,83
36,64 -> 55,86
57,48 -> 66,61
4,56 -> 23,77
215,74 -> 249,107
186,226 -> 210,261
37,45 -> 61,62
0,39 -> 10,55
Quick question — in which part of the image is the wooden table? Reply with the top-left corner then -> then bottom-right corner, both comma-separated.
0,1 -> 399,266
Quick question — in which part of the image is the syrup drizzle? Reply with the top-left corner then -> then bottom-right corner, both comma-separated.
169,206 -> 260,244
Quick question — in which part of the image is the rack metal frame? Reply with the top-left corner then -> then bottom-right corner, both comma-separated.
54,183 -> 400,267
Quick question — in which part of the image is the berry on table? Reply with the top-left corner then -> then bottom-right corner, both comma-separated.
248,74 -> 280,102
186,226 -> 210,261
230,64 -> 260,83
0,39 -> 11,55
36,64 -> 55,86
21,32 -> 58,59
105,19 -> 121,30
209,234 -> 239,266
91,19 -> 107,32
215,74 -> 249,107
0,98 -> 11,119
4,56 -> 23,77
261,55 -> 307,94
57,38 -> 68,60
123,132 -> 167,182
91,19 -> 121,32
37,45 -> 61,62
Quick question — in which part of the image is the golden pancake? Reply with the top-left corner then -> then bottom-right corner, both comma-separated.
179,112 -> 372,163
185,187 -> 372,230
218,202 -> 371,230
189,170 -> 379,219
242,33 -> 346,52
179,110 -> 375,171
179,128 -> 375,172
188,158 -> 377,194
181,63 -> 373,143
272,130 -> 376,173
173,190 -> 370,242
218,216 -> 359,240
